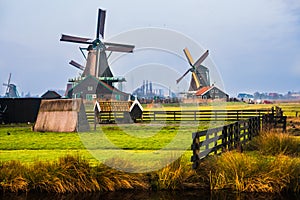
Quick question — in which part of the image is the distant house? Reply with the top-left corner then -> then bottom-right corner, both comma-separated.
196,85 -> 229,100
237,93 -> 254,102
66,75 -> 130,101
41,90 -> 62,99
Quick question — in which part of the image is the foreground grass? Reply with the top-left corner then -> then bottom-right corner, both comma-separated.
1,130 -> 300,193
1,103 -> 300,193
197,152 -> 300,193
1,151 -> 300,193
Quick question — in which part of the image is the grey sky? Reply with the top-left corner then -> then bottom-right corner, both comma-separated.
0,0 -> 299,96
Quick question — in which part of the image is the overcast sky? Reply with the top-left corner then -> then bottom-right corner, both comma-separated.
0,0 -> 299,97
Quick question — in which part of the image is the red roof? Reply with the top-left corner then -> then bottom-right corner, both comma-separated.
195,86 -> 212,96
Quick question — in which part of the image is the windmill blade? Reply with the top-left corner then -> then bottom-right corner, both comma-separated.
191,72 -> 201,89
69,60 -> 85,70
104,42 -> 135,53
5,73 -> 11,94
176,68 -> 192,84
183,48 -> 194,67
60,34 -> 92,44
96,9 -> 106,39
7,73 -> 11,85
194,50 -> 209,68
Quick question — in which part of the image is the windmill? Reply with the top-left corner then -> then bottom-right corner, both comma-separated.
60,8 -> 135,86
176,48 -> 210,91
3,73 -> 20,98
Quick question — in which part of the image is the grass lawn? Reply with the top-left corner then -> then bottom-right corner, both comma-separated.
1,102 -> 300,193
0,123 -> 206,165
1,102 -> 299,165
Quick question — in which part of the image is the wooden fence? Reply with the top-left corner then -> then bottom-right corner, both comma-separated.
141,109 -> 270,122
191,106 -> 287,169
86,109 -> 271,124
262,106 -> 287,132
191,116 -> 260,169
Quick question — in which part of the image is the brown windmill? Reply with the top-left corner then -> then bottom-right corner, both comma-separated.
177,48 -> 210,91
60,8 -> 135,86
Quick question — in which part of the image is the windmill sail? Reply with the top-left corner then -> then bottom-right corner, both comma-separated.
60,8 -> 135,81
177,48 -> 210,91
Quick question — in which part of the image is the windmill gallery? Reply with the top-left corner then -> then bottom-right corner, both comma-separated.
0,8 -> 228,127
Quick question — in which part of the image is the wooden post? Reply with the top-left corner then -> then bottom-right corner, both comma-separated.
283,116 -> 287,133
173,111 -> 176,121
222,126 -> 228,151
214,131 -> 218,155
235,122 -> 240,148
94,110 -> 97,131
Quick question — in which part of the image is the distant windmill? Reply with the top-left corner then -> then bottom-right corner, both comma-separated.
60,8 -> 135,86
177,48 -> 210,91
3,73 -> 20,98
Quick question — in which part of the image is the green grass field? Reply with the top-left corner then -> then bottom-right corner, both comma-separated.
1,102 -> 300,193
0,102 -> 299,165
0,123 -> 208,164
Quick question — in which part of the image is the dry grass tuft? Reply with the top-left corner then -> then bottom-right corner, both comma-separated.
0,155 -> 148,193
245,131 -> 300,156
198,151 -> 300,193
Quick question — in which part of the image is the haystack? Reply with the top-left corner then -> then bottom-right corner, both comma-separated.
34,99 -> 90,132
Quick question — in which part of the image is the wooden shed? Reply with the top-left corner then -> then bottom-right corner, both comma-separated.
34,99 -> 90,132
94,99 -> 143,123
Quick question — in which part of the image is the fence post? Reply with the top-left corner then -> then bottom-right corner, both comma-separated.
283,116 -> 287,133
214,131 -> 218,155
94,110 -> 97,131
222,126 -> 228,152
235,122 -> 240,148
191,132 -> 200,169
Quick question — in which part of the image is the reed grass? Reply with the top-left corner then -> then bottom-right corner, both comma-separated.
197,151 -> 300,193
0,155 -> 148,193
155,157 -> 196,190
245,131 -> 300,156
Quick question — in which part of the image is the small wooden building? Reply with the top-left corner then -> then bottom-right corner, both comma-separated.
196,85 -> 229,100
94,99 -> 143,124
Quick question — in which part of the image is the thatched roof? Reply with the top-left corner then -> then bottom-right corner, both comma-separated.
94,99 -> 143,112
34,99 -> 90,132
